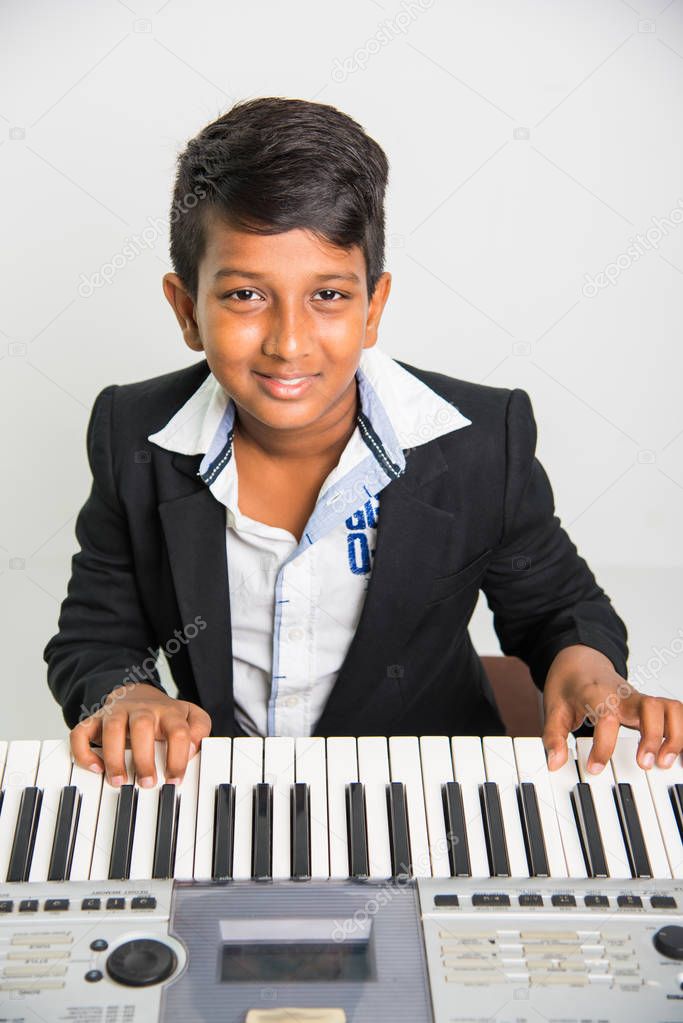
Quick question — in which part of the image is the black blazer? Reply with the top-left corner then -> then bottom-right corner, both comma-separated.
43,357 -> 629,738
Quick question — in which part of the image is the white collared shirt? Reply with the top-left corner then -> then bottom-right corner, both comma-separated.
148,346 -> 471,736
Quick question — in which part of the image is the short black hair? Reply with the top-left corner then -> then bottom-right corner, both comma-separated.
168,96 -> 389,303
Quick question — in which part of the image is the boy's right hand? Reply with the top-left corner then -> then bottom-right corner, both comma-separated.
70,683 -> 212,787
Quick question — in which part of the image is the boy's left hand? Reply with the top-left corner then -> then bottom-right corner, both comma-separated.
542,643 -> 683,773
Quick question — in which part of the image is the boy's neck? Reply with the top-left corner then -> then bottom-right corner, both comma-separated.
232,376 -> 359,466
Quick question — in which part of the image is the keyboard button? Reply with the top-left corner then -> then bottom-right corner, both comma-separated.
131,896 -> 156,910
518,782 -> 550,878
47,786 -> 80,883
81,898 -> 101,911
0,900 -> 13,912
19,899 -> 38,912
551,894 -> 577,907
613,782 -> 652,879
152,784 -> 178,880
106,897 -> 125,910
290,782 -> 311,881
251,782 -> 273,880
480,783 -> 510,877
585,895 -> 609,908
89,938 -> 108,951
651,895 -> 677,909
434,894 -> 460,907
472,893 -> 511,907
617,895 -> 642,909
519,893 -> 543,907
346,782 -> 369,879
7,787 -> 42,883
44,899 -> 69,911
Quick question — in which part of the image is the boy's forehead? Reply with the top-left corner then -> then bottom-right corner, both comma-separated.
199,209 -> 364,280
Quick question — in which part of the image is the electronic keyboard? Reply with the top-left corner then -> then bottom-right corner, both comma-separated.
0,733 -> 682,1023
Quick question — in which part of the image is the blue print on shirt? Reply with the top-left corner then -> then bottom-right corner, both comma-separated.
345,495 -> 379,575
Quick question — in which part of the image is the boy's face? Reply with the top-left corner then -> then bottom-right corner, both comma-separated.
162,211 -> 391,439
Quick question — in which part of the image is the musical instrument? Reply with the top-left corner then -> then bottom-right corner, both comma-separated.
0,733 -> 682,1022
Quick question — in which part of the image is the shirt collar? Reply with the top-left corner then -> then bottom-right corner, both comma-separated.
147,346 -> 472,477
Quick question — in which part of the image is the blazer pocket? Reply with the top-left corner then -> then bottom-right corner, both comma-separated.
426,548 -> 493,606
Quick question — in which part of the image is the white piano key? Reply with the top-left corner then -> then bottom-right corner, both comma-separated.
576,737 -> 630,878
173,751 -> 200,880
545,744 -> 587,878
326,737 -> 358,879
69,757 -> 105,881
610,734 -> 671,879
357,737 -> 392,878
89,751 -> 134,880
295,738 -> 329,878
645,750 -> 683,879
483,736 -> 529,878
29,740 -> 73,882
129,743 -> 167,881
0,741 -> 42,882
193,738 -> 232,880
420,736 -> 454,877
389,736 -> 431,878
451,736 -> 489,877
232,738 -> 263,879
264,737 -> 295,879
513,737 -> 568,878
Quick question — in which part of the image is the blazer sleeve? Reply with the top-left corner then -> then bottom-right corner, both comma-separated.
480,387 -> 629,690
43,385 -> 166,729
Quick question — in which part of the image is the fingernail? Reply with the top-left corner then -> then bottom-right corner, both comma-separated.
663,752 -> 676,768
643,752 -> 655,769
138,776 -> 155,788
189,742 -> 197,758
587,761 -> 604,774
546,749 -> 557,761
108,774 -> 125,787
88,761 -> 103,774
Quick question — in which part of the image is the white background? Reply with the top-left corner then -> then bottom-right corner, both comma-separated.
1,0 -> 682,738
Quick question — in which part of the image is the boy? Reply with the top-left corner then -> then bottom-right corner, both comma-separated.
44,96 -> 682,790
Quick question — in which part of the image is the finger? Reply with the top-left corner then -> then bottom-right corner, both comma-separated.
186,704 -> 212,758
657,701 -> 683,768
636,697 -> 665,770
100,713 -> 130,786
587,713 -> 621,773
162,721 -> 191,784
69,717 -> 104,774
542,702 -> 575,770
127,711 -> 158,787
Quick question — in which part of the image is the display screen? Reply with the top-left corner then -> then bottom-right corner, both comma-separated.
220,940 -> 374,982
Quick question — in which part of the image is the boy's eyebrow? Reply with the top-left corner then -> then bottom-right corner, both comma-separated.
213,268 -> 361,284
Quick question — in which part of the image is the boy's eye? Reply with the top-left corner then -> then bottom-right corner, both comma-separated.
220,288 -> 347,302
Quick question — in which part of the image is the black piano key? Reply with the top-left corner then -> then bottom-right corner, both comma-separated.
152,784 -> 178,879
108,784 -> 137,880
442,781 -> 471,877
290,782 -> 311,880
251,783 -> 272,880
346,782 -> 369,878
47,786 -> 81,882
670,784 -> 683,844
387,782 -> 412,878
212,783 -> 235,880
571,782 -> 609,878
613,782 -> 652,879
517,782 -> 550,878
7,787 -> 42,883
480,781 -> 509,877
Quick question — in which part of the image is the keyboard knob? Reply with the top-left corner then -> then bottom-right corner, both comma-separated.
106,939 -> 177,986
653,925 -> 683,960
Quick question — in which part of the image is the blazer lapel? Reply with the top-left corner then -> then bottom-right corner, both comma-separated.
158,451 -> 236,735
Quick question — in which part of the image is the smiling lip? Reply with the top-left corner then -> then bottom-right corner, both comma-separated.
254,371 -> 319,399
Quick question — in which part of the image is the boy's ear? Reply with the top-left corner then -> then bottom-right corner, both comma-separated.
162,273 -> 204,352
363,271 -> 392,349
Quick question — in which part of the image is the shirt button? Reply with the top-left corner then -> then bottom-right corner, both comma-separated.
284,695 -> 299,708
288,627 -> 305,641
